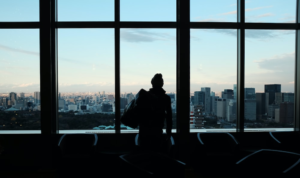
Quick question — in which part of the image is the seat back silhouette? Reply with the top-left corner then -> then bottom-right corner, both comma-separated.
120,151 -> 185,178
269,132 -> 300,153
58,134 -> 98,158
236,149 -> 300,176
135,133 -> 175,155
193,132 -> 239,176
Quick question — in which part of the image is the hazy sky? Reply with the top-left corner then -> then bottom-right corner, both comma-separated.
0,0 -> 296,94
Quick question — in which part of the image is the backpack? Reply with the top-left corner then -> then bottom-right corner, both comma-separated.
121,89 -> 160,128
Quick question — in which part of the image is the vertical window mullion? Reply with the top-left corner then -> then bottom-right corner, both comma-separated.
177,0 -> 190,163
237,0 -> 245,132
115,0 -> 121,134
295,0 -> 300,131
52,0 -> 58,133
40,0 -> 53,134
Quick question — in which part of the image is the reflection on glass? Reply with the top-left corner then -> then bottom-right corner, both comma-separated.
245,30 -> 295,131
0,30 -> 40,130
191,29 -> 237,131
245,0 -> 296,23
190,0 -> 237,22
121,0 -> 176,21
58,0 -> 114,21
120,29 -> 176,133
0,0 -> 39,22
58,29 -> 115,131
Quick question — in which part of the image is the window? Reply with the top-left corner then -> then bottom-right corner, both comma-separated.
190,0 -> 237,22
0,0 -> 39,22
0,0 -> 299,134
190,29 -> 237,131
0,29 -> 41,132
58,29 -> 115,132
245,30 -> 295,131
120,0 -> 176,21
58,0 -> 114,21
120,28 -> 176,133
245,0 -> 296,23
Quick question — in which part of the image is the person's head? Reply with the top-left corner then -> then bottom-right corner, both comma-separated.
151,73 -> 164,88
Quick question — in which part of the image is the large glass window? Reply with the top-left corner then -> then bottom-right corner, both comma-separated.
0,29 -> 40,131
245,0 -> 296,23
245,30 -> 295,131
0,0 -> 39,22
121,0 -> 176,21
190,29 -> 237,132
58,29 -> 115,132
190,0 -> 237,22
58,0 -> 114,21
120,28 -> 176,133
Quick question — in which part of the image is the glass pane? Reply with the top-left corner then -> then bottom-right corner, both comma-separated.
0,0 -> 39,22
245,30 -> 295,132
191,29 -> 237,131
0,30 -> 40,131
121,29 -> 176,133
58,29 -> 115,132
245,0 -> 296,23
191,0 -> 237,22
121,0 -> 176,21
58,0 -> 114,21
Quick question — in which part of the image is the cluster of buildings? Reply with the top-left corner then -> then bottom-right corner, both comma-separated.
190,84 -> 294,128
0,92 -> 40,111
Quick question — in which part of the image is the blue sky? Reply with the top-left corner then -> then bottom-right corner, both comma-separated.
0,0 -> 297,95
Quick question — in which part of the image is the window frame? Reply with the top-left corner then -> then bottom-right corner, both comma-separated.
0,0 -> 299,134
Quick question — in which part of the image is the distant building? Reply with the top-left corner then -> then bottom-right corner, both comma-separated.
233,84 -> 237,100
256,93 -> 266,120
216,98 -> 226,120
107,95 -> 114,101
68,105 -> 77,111
212,96 -> 219,115
167,93 -> 176,103
194,91 -> 205,107
265,84 -> 281,105
9,92 -> 17,105
19,92 -> 25,99
244,100 -> 256,121
227,99 -> 236,122
190,96 -> 195,105
59,99 -> 65,110
275,102 -> 294,124
120,98 -> 128,110
34,91 -> 40,104
102,103 -> 112,112
126,93 -> 135,103
268,104 -> 279,119
282,93 -> 294,103
222,89 -> 234,100
245,88 -> 255,100
194,105 -> 204,128
201,87 -> 211,114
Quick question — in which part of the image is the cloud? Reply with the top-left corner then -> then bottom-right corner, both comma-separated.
245,30 -> 276,39
254,52 -> 295,72
256,13 -> 274,18
197,18 -> 226,22
221,6 -> 273,16
121,29 -> 175,43
0,44 -> 39,56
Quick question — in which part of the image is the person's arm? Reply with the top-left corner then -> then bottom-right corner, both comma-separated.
166,96 -> 172,140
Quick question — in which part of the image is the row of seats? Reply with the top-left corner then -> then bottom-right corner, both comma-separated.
56,132 -> 300,177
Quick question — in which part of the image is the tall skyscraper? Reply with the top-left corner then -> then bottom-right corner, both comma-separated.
256,93 -> 266,120
9,92 -> 17,105
265,84 -> 281,105
222,89 -> 234,99
19,92 -> 25,99
245,88 -> 255,100
34,92 -> 40,104
233,84 -> 237,100
282,93 -> 294,103
194,91 -> 205,107
201,87 -> 211,114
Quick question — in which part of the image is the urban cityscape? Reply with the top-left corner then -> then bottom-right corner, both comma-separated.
0,83 -> 294,130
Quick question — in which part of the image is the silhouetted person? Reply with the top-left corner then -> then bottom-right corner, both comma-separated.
138,73 -> 172,152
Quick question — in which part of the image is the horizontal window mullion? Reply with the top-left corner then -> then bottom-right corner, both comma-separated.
0,22 -> 40,28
